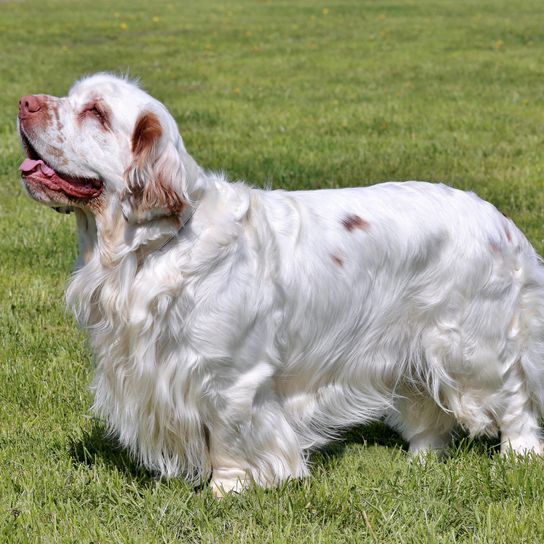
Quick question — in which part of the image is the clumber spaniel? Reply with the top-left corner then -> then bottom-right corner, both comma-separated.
17,74 -> 544,496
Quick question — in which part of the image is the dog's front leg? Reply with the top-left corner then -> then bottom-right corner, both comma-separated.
204,363 -> 309,497
207,406 -> 308,497
208,439 -> 252,498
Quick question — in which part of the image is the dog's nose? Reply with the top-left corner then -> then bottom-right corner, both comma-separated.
19,95 -> 43,116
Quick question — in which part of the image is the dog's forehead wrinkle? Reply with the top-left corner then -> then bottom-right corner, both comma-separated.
69,80 -> 140,116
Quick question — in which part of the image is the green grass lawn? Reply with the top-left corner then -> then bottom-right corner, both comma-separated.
1,0 -> 544,541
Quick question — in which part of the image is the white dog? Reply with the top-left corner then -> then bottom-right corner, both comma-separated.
17,74 -> 544,496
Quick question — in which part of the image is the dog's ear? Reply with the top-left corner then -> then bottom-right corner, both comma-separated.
122,110 -> 186,224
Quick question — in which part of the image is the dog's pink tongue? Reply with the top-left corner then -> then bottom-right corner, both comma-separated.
41,164 -> 55,176
20,158 -> 44,173
20,158 -> 56,177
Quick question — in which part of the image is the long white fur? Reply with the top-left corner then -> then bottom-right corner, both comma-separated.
22,74 -> 544,495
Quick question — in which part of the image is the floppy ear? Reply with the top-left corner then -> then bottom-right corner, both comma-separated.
121,110 -> 186,224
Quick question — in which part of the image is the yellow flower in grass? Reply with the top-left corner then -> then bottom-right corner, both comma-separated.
120,22 -> 128,30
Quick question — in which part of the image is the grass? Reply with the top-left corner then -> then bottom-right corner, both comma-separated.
1,0 -> 544,541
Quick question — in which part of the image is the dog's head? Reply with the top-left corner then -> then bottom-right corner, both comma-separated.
18,73 -> 194,223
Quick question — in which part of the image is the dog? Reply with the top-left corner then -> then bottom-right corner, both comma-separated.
17,74 -> 544,496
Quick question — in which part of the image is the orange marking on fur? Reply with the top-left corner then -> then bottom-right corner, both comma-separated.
132,111 -> 162,155
125,110 -> 186,219
142,171 -> 185,215
341,214 -> 369,232
51,102 -> 63,130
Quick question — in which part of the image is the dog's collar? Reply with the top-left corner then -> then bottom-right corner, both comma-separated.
153,204 -> 197,253
134,204 -> 197,259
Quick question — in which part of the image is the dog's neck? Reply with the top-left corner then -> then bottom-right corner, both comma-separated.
67,166 -> 253,338
74,203 -> 198,270
69,196 -> 199,333
74,151 -> 207,268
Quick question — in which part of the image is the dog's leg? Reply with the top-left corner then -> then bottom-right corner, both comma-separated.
208,450 -> 250,498
498,363 -> 543,455
207,397 -> 308,497
497,279 -> 544,455
387,390 -> 455,456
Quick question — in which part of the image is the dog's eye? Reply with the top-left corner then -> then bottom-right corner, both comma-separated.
82,103 -> 108,126
89,104 -> 104,120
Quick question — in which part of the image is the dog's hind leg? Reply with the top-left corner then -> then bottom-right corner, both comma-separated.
497,361 -> 543,455
387,389 -> 456,456
497,265 -> 544,455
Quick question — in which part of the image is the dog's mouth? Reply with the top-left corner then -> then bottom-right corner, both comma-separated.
19,131 -> 103,201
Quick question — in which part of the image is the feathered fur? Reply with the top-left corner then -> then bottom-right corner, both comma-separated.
18,74 -> 544,495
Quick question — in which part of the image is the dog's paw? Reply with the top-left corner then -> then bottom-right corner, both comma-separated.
500,435 -> 544,456
210,476 -> 248,498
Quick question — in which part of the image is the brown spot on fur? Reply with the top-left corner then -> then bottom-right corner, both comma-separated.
341,214 -> 369,232
332,254 -> 344,267
490,239 -> 501,253
132,111 -> 162,155
45,144 -> 66,162
49,103 -> 65,140
499,212 -> 513,243
51,101 -> 60,124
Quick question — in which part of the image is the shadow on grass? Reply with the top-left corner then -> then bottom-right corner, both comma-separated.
68,421 -> 155,484
310,422 -> 406,469
69,419 -> 502,481
311,421 -> 502,469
